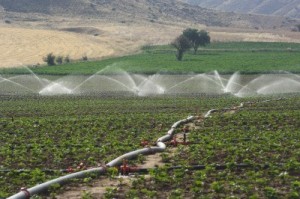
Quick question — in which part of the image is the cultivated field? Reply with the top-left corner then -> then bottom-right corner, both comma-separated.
1,95 -> 299,198
1,16 -> 300,199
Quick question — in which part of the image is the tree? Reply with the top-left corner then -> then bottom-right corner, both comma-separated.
198,30 -> 210,48
171,35 -> 191,61
183,28 -> 210,54
183,28 -> 199,54
43,53 -> 56,66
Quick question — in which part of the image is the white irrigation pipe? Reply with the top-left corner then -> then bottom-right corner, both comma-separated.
7,167 -> 106,199
7,98 -> 267,199
11,97 -> 268,199
11,98 -> 281,199
7,115 -> 196,199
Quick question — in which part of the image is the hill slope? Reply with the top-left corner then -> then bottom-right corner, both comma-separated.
0,0 -> 299,69
0,0 -> 299,30
185,0 -> 300,19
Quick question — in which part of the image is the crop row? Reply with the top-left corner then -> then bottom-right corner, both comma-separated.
119,98 -> 300,198
1,95 -> 299,198
0,95 -> 241,197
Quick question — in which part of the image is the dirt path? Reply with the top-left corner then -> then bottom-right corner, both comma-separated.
55,177 -> 121,199
53,121 -> 203,199
54,151 -> 165,199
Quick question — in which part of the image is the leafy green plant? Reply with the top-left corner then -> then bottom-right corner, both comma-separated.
140,188 -> 157,198
292,181 -> 300,192
0,96 -> 299,198
211,181 -> 224,193
125,189 -> 139,198
169,188 -> 183,199
81,190 -> 94,199
104,187 -> 117,199
264,187 -> 279,199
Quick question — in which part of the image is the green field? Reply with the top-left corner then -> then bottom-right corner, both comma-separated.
1,95 -> 300,198
1,42 -> 300,75
1,41 -> 300,198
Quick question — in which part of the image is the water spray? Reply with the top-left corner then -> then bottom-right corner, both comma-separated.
1,69 -> 299,96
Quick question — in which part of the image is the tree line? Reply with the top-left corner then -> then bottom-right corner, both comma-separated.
43,53 -> 88,66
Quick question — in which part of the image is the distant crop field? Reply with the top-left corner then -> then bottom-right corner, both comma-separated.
2,42 -> 299,75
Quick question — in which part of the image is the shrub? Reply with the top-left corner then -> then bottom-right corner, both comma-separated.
82,55 -> 88,61
56,56 -> 63,64
43,53 -> 56,66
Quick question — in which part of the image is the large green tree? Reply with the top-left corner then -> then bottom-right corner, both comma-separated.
171,35 -> 191,61
183,28 -> 210,54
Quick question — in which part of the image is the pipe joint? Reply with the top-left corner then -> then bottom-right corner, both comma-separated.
20,188 -> 30,199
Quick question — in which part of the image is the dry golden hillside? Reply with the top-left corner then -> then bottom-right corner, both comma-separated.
0,0 -> 299,68
1,21 -> 300,68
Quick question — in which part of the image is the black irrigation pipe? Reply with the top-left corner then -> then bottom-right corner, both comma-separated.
5,137 -> 281,156
4,138 -> 253,150
125,164 -> 274,175
0,169 -> 69,174
5,143 -> 136,150
6,136 -> 288,151
187,137 -> 280,145
0,163 -> 282,175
